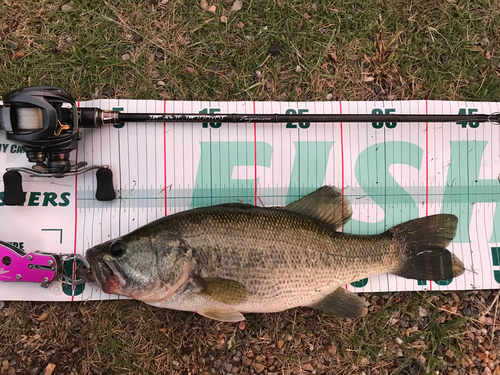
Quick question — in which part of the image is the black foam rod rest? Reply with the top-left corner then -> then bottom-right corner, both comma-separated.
2,171 -> 26,206
95,168 -> 116,201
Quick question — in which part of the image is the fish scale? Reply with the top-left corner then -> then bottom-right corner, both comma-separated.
170,208 -> 394,312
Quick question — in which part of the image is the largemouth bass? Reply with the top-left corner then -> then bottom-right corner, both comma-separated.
80,186 -> 464,322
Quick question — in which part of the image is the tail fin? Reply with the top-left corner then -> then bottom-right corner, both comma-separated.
390,214 -> 464,280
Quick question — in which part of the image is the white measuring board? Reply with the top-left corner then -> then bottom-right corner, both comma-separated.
0,99 -> 499,302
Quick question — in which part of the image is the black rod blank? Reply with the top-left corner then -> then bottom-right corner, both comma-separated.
118,112 -> 500,124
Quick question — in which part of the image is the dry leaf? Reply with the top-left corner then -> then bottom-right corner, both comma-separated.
278,340 -> 284,349
418,306 -> 427,317
37,311 -> 49,322
183,66 -> 197,75
221,15 -> 228,23
303,12 -> 311,19
472,45 -> 483,52
200,0 -> 208,10
231,0 -> 242,12
362,76 -> 374,82
327,344 -> 337,355
43,363 -> 56,375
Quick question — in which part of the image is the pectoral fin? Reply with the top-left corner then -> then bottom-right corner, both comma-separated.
196,277 -> 248,305
198,308 -> 245,322
308,287 -> 366,319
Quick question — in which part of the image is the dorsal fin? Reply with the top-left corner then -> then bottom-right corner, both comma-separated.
284,186 -> 352,230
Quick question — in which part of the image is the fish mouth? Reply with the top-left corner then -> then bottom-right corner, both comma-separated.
78,253 -> 126,295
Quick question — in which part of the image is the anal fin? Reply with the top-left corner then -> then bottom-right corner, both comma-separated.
307,287 -> 366,319
198,308 -> 245,322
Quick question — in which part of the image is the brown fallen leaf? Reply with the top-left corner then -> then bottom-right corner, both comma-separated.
43,363 -> 56,375
278,339 -> 284,349
303,12 -> 311,19
472,45 -> 483,52
37,311 -> 49,322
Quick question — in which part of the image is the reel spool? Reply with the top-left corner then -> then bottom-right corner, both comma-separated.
0,86 -> 116,205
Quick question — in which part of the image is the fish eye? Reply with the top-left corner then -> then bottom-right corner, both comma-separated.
109,242 -> 125,258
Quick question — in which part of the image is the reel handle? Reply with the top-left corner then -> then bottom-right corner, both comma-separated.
2,171 -> 26,206
95,168 -> 116,201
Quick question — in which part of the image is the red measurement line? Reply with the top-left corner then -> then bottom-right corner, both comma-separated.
254,101 -> 257,205
340,101 -> 344,232
72,101 -> 80,300
164,101 -> 167,216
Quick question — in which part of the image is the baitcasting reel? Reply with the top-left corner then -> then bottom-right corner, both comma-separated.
0,86 -> 117,205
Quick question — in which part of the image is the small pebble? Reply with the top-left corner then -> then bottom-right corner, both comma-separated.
253,363 -> 265,374
132,33 -> 142,42
223,363 -> 233,372
152,70 -> 160,79
395,337 -> 404,345
269,44 -> 281,56
5,40 -> 18,50
302,363 -> 314,372
101,86 -> 115,97
30,367 -> 42,375
481,37 -> 490,47
254,70 -> 262,79
61,4 -> 72,11
374,85 -> 382,95
238,320 -> 246,330
154,50 -> 164,61
295,65 -> 302,73
440,55 -> 449,64
157,81 -> 166,86
121,53 -> 131,61
325,93 -> 333,100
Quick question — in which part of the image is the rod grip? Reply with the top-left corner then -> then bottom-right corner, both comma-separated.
2,171 -> 26,206
95,168 -> 116,201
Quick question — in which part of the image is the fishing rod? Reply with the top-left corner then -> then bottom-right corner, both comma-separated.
1,86 -> 499,206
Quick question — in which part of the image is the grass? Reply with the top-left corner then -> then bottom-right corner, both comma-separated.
1,0 -> 500,374
1,0 -> 500,101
